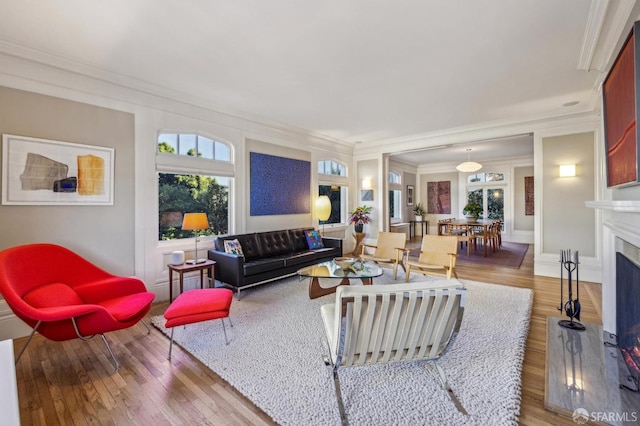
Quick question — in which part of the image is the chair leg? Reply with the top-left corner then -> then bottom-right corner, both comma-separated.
221,318 -> 229,345
435,362 -> 467,415
15,320 -> 42,365
405,266 -> 411,283
168,327 -> 175,360
99,333 -> 120,371
140,319 -> 151,335
330,364 -> 349,425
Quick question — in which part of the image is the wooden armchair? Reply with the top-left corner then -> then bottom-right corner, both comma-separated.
358,231 -> 406,280
405,235 -> 459,281
320,281 -> 468,424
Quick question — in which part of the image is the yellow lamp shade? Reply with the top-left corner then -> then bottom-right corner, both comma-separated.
316,196 -> 332,221
181,212 -> 209,230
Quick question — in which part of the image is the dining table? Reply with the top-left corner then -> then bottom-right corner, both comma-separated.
447,219 -> 494,257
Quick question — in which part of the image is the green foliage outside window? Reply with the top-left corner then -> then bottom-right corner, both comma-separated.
158,173 -> 229,240
158,140 -> 228,240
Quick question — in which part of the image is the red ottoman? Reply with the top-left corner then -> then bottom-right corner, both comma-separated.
164,288 -> 233,360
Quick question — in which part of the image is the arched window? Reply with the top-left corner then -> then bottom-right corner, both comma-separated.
157,132 -> 234,241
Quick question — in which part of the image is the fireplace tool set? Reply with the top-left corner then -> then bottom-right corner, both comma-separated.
558,249 -> 585,331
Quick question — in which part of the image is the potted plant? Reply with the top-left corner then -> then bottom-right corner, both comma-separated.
412,202 -> 426,221
349,205 -> 372,233
463,201 -> 483,221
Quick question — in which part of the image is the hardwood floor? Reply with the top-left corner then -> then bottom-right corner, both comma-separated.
13,241 -> 602,425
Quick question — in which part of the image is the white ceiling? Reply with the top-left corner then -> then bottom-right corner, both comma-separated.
0,1 -> 636,165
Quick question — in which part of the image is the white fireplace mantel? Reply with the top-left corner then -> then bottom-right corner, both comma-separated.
585,200 -> 640,212
586,199 -> 640,334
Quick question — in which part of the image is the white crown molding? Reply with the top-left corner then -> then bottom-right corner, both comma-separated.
577,0 -> 610,71
591,0 -> 637,73
0,39 -> 352,149
355,109 -> 599,160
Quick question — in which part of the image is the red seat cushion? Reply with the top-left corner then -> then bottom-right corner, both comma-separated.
23,283 -> 84,308
99,292 -> 156,322
164,288 -> 233,328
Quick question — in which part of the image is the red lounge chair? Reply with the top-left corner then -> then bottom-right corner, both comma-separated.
0,243 -> 155,370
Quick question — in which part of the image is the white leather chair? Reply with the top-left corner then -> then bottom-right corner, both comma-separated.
320,281 -> 467,424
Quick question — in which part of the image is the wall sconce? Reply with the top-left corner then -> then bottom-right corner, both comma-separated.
559,164 -> 576,177
362,178 -> 373,189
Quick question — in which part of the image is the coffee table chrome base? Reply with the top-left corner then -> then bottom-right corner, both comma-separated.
308,277 -> 373,299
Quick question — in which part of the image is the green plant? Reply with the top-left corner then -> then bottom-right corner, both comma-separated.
412,202 -> 426,216
463,201 -> 483,219
348,205 -> 372,225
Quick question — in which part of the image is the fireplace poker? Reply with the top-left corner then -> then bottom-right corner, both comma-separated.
558,250 -> 564,312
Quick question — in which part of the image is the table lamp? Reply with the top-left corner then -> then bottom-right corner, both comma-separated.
182,212 -> 209,264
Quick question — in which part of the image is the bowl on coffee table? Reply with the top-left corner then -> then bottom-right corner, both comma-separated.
334,257 -> 357,270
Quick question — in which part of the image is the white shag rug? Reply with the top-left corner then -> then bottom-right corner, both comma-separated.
151,273 -> 533,426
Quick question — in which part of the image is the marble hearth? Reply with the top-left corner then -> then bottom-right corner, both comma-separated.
543,200 -> 640,424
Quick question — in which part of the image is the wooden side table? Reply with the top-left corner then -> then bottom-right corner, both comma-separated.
352,232 -> 367,256
167,259 -> 216,302
409,220 -> 429,239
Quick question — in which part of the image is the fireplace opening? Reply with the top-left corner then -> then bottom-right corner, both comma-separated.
616,252 -> 640,391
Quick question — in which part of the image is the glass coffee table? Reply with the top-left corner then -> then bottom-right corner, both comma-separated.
297,259 -> 384,299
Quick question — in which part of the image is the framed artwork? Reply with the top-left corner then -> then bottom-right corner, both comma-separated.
524,176 -> 534,215
360,189 -> 373,201
2,134 -> 114,205
603,22 -> 640,187
249,152 -> 310,215
427,181 -> 451,214
406,185 -> 414,206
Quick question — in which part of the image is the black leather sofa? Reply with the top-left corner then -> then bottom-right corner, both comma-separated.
208,228 -> 342,297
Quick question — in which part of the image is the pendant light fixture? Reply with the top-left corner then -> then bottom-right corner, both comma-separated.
456,148 -> 482,173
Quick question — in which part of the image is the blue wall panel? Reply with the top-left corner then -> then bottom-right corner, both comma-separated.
250,152 -> 310,215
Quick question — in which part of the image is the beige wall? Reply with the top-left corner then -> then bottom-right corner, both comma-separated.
541,132 -> 595,256
513,166 -> 534,232
356,158 -> 379,238
0,86 -> 135,275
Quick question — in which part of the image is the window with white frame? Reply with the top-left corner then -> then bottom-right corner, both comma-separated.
388,171 -> 402,220
318,160 -> 348,225
157,132 -> 233,241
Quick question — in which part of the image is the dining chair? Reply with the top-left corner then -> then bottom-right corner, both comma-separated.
320,281 -> 468,424
445,224 -> 475,257
486,221 -> 501,253
404,235 -> 459,280
437,218 -> 454,235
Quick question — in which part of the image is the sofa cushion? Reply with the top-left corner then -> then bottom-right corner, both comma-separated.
284,251 -> 317,267
258,230 -> 293,257
305,230 -> 324,249
244,257 -> 287,276
289,228 -> 314,252
312,246 -> 342,258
